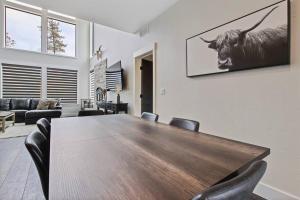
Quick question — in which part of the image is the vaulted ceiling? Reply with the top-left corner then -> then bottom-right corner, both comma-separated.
17,0 -> 180,33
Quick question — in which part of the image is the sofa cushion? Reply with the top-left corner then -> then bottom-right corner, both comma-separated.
37,99 -> 50,110
48,98 -> 61,106
10,98 -> 30,110
10,110 -> 27,123
48,99 -> 58,109
25,110 -> 61,125
26,110 -> 62,118
30,99 -> 40,110
0,98 -> 11,111
30,99 -> 61,110
57,98 -> 61,106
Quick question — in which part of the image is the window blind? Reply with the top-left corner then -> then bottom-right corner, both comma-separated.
47,67 -> 77,104
2,64 -> 42,98
89,70 -> 95,102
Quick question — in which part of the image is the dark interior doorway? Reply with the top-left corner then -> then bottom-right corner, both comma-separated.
141,58 -> 153,114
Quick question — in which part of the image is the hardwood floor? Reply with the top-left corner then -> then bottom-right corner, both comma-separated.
0,137 -> 45,200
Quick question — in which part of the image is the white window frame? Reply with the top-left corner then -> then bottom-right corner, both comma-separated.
1,0 -> 77,58
4,6 -> 43,52
47,17 -> 76,57
89,22 -> 94,58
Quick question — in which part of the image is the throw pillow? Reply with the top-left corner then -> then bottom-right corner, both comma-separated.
48,100 -> 58,109
37,99 -> 50,110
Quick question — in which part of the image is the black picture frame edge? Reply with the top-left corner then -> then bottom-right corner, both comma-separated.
186,0 -> 291,78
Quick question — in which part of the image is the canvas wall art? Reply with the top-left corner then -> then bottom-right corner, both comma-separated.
186,0 -> 290,77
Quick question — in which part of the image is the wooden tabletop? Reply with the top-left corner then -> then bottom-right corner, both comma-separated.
0,111 -> 14,118
49,114 -> 270,200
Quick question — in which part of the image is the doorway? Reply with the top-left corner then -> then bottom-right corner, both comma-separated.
133,43 -> 157,117
141,56 -> 153,114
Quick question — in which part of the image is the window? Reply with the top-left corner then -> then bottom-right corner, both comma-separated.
2,64 -> 42,98
89,70 -> 95,102
47,19 -> 76,57
5,7 -> 42,52
47,68 -> 78,104
3,1 -> 77,57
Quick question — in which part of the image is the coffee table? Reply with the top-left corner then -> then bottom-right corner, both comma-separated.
0,112 -> 15,133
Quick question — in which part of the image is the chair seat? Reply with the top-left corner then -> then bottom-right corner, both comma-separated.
192,160 -> 267,200
37,118 -> 51,142
169,117 -> 200,132
193,193 -> 265,200
141,112 -> 159,122
25,131 -> 49,199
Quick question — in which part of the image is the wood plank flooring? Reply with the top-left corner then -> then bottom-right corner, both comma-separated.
0,137 -> 45,200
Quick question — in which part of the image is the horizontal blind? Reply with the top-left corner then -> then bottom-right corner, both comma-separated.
2,64 -> 42,98
89,70 -> 95,102
47,68 -> 78,104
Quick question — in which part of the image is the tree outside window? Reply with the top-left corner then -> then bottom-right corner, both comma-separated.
5,32 -> 16,47
47,19 -> 76,57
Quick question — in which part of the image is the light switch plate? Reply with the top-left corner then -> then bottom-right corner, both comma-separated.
160,88 -> 166,95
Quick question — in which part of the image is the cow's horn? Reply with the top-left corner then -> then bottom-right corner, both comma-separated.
200,37 -> 216,43
242,6 -> 279,34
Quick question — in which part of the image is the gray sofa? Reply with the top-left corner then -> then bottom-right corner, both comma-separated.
0,98 -> 62,124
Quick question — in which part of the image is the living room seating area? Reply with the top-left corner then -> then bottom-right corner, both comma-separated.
0,98 -> 62,124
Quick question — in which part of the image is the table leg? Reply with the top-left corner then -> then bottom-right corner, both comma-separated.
12,114 -> 15,126
2,118 -> 5,133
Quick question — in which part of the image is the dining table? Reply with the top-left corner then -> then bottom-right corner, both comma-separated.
49,114 -> 270,200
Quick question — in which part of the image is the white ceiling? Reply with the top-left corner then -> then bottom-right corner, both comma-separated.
17,0 -> 180,33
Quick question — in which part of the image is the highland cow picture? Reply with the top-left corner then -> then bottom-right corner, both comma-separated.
186,0 -> 290,77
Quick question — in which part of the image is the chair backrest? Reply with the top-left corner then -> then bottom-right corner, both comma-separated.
192,160 -> 267,200
25,131 -> 49,199
37,118 -> 51,141
169,117 -> 199,132
141,112 -> 159,122
78,110 -> 105,117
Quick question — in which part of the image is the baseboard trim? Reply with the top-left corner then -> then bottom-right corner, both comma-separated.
255,182 -> 300,200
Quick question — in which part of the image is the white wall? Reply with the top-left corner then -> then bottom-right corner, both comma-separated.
0,19 -> 90,104
139,0 -> 300,198
91,24 -> 143,113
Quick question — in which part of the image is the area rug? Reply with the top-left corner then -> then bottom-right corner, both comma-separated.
0,123 -> 37,139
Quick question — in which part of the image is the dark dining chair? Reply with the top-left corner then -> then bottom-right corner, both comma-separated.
78,110 -> 105,117
25,131 -> 49,200
192,160 -> 267,200
169,117 -> 200,132
37,118 -> 51,141
141,112 -> 159,122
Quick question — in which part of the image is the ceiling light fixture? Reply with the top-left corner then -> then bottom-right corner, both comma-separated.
48,10 -> 76,20
6,0 -> 42,10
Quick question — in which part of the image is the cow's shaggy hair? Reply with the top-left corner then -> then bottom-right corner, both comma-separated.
212,24 -> 288,71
